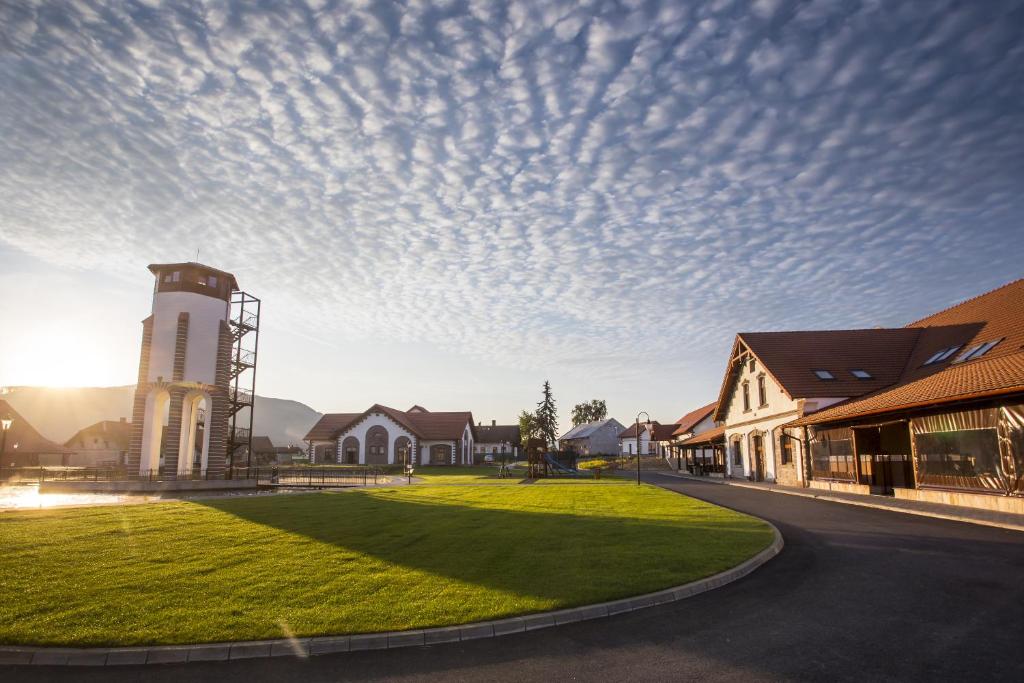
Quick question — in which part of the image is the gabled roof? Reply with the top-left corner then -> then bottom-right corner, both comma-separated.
303,404 -> 474,442
250,436 -> 276,453
672,402 -> 717,436
561,418 -> 621,441
476,424 -> 520,444
790,278 -> 1024,426
0,400 -> 68,455
618,421 -> 663,439
64,420 -> 132,450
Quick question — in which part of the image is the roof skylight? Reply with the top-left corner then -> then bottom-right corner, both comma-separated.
850,369 -> 872,379
924,345 -> 961,365
814,370 -> 835,380
952,338 -> 1003,364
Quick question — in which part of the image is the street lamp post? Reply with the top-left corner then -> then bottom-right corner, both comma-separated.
635,411 -> 651,486
1,415 -> 12,470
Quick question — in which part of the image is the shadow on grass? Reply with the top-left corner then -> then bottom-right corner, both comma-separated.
195,489 -> 772,603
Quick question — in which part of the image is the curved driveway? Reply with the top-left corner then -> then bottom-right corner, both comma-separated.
7,473 -> 1024,682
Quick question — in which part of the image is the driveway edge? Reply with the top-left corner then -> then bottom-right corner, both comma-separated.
2,525 -> 783,667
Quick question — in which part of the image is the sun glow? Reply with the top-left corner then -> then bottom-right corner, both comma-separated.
2,326 -> 126,388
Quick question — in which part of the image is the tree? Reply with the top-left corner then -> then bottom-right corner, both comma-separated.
571,399 -> 608,427
535,380 -> 559,450
518,410 -> 539,454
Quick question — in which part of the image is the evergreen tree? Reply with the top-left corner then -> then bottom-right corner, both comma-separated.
536,380 -> 559,450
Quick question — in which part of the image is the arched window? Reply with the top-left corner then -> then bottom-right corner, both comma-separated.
731,437 -> 743,467
342,436 -> 359,464
365,426 -> 389,465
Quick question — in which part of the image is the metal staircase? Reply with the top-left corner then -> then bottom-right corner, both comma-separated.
226,291 -> 260,470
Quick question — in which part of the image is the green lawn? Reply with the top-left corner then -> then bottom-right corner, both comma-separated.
0,483 -> 772,647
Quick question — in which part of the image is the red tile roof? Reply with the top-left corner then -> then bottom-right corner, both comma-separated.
672,402 -> 717,436
303,405 -> 474,442
618,421 -> 675,440
789,278 -> 1024,426
678,424 -> 726,446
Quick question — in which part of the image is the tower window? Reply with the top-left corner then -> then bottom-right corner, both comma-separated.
172,271 -> 180,282
208,275 -> 217,287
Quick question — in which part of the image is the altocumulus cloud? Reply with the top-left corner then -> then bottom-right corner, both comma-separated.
0,0 -> 1022,380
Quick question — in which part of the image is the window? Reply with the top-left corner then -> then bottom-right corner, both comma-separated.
172,271 -> 180,282
779,433 -> 793,465
757,375 -> 767,406
749,359 -> 756,373
208,275 -> 217,287
163,274 -> 171,283
850,369 -> 872,379
742,382 -> 751,411
814,370 -> 835,380
732,440 -> 742,466
810,430 -> 855,481
914,429 -> 1001,490
924,346 -> 961,365
952,339 -> 1002,364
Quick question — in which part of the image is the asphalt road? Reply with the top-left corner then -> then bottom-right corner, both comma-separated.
7,473 -> 1024,682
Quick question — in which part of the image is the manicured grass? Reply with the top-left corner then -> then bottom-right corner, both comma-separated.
0,484 -> 773,647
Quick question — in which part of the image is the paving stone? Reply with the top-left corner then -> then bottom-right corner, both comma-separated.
186,645 -> 231,662
521,613 -> 556,631
146,648 -> 190,665
459,623 -> 494,641
606,600 -> 634,616
0,649 -> 35,665
387,630 -> 425,648
271,639 -> 309,657
31,650 -> 73,665
348,634 -> 389,651
230,643 -> 272,659
104,649 -> 150,666
423,627 -> 461,645
492,618 -> 526,636
309,636 -> 350,655
552,610 -> 583,626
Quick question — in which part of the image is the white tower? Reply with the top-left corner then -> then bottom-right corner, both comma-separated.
127,262 -> 254,478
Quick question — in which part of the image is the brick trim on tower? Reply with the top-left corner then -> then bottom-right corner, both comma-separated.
205,320 -> 233,477
172,312 -> 190,381
161,388 -> 187,479
127,316 -> 154,473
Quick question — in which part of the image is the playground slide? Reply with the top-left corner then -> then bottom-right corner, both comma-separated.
544,453 -> 586,476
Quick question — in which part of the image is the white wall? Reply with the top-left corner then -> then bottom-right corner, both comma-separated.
722,358 -> 800,480
620,431 -> 650,455
334,412 -> 416,465
148,291 -> 230,385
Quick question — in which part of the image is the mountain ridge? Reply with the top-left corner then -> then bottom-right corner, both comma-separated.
0,385 -> 322,448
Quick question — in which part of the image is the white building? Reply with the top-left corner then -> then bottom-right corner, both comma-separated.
474,421 -> 521,463
713,330 -> 919,484
304,404 -> 475,466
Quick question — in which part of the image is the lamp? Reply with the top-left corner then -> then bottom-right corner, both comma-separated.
635,411 -> 650,486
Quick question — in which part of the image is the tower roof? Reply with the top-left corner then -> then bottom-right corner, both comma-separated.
148,262 -> 239,291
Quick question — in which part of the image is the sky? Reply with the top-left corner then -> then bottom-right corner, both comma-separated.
1,0 -> 1022,434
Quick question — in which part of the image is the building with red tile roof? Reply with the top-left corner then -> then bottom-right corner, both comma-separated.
303,404 -> 476,466
707,278 -> 1024,512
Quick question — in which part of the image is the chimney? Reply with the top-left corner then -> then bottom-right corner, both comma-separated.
492,419 -> 496,426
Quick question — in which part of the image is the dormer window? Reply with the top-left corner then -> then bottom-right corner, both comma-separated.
850,369 -> 872,379
952,338 -> 1003,364
814,370 -> 835,380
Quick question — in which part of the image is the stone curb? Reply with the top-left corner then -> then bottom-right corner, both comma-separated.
664,471 -> 1024,533
2,525 -> 783,668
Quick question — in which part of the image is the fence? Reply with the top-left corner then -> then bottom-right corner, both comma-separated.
0,465 -> 384,488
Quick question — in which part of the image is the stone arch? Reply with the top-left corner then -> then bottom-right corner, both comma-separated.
394,436 -> 412,466
341,436 -> 359,464
365,426 -> 389,465
140,388 -> 170,475
178,391 -> 211,477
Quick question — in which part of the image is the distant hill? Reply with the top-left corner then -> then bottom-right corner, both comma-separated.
0,386 -> 322,447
